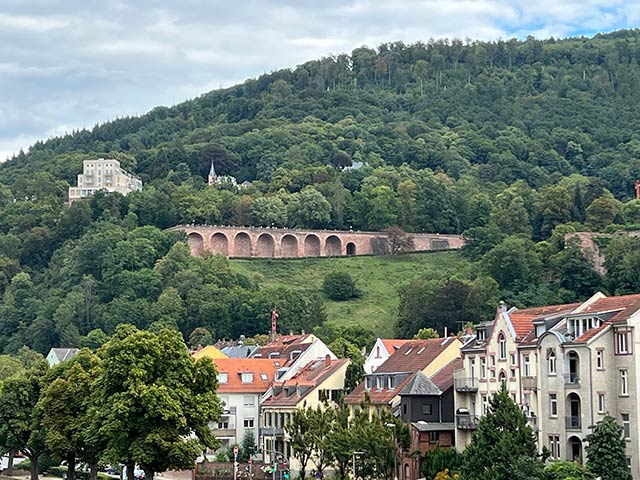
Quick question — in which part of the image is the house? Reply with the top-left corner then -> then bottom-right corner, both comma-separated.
364,338 -> 415,374
192,345 -> 228,361
250,334 -> 336,382
68,158 -> 142,204
260,356 -> 350,472
46,347 -> 79,367
208,358 -> 280,450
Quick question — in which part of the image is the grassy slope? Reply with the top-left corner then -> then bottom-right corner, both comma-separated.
229,251 -> 469,337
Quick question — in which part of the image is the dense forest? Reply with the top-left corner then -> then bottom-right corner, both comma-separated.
4,30 -> 640,353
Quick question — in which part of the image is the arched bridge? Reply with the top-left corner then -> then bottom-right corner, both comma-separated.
167,225 -> 465,258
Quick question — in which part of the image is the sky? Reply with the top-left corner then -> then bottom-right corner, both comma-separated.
1,0 -> 639,162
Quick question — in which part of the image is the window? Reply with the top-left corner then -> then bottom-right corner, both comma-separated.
622,413 -> 630,439
523,355 -> 531,377
241,373 -> 254,383
510,368 -> 516,378
481,394 -> 489,415
428,431 -> 438,443
510,354 -> 516,366
261,373 -> 269,381
402,404 -> 407,415
244,419 -> 255,428
217,421 -> 229,429
480,357 -> 487,379
548,351 -> 557,375
596,349 -> 604,370
598,393 -> 606,414
616,332 -> 629,354
498,370 -> 506,383
498,334 -> 506,360
375,346 -> 381,358
470,357 -> 476,379
422,403 -> 433,415
548,435 -> 561,460
490,355 -> 496,368
567,316 -> 601,338
549,394 -> 558,417
477,329 -> 486,341
620,369 -> 629,396
217,373 -> 228,384
244,395 -> 255,407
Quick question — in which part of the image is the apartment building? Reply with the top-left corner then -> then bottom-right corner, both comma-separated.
68,158 -> 142,203
364,338 -> 415,374
454,292 -> 640,479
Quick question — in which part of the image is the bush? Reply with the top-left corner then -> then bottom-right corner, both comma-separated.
322,271 -> 360,301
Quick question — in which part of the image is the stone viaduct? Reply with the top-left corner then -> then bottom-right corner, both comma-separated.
167,225 -> 465,258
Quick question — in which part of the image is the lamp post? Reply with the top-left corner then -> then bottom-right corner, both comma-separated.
385,423 -> 398,480
351,451 -> 364,479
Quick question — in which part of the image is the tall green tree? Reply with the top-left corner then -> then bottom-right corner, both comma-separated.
585,414 -> 632,480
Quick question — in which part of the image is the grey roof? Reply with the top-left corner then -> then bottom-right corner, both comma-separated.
221,345 -> 259,358
51,348 -> 79,362
412,421 -> 455,432
399,371 -> 442,396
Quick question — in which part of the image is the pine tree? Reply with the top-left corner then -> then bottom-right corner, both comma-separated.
460,385 -> 543,480
585,414 -> 632,480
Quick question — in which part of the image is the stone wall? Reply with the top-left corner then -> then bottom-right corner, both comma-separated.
166,225 -> 465,258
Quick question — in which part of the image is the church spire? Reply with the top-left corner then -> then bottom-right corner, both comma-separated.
208,161 -> 216,186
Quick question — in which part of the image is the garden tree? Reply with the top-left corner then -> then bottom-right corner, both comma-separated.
308,405 -> 335,476
382,226 -> 415,255
325,401 -> 353,479
38,349 -> 103,480
286,409 -> 314,480
461,386 -> 543,480
239,430 -> 255,462
414,327 -> 439,339
585,414 -> 632,480
543,461 -> 595,480
322,271 -> 360,301
188,326 -> 215,348
0,360 -> 49,480
586,196 -> 622,231
481,236 -> 543,292
422,448 -> 462,480
91,325 -> 222,480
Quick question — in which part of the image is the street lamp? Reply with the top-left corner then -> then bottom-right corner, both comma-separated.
351,451 -> 364,479
385,423 -> 398,480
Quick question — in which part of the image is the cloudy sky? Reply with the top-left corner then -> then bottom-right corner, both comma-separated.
1,0 -> 639,161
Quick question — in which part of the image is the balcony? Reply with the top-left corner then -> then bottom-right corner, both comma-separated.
526,415 -> 538,430
454,377 -> 478,393
566,416 -> 582,430
521,376 -> 537,390
456,414 -> 480,430
564,373 -> 580,386
212,428 -> 236,437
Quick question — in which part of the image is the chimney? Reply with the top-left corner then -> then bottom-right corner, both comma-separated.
444,326 -> 448,338
325,354 -> 331,368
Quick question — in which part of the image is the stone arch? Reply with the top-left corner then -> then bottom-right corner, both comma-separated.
234,232 -> 251,257
256,233 -> 275,257
281,234 -> 298,258
187,232 -> 204,255
325,235 -> 342,256
304,234 -> 321,257
346,242 -> 356,255
210,232 -> 229,256
567,436 -> 583,463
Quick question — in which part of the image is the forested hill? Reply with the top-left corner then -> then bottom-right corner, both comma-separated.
6,30 -> 640,354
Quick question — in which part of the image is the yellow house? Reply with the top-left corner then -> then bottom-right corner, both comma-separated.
192,345 -> 228,361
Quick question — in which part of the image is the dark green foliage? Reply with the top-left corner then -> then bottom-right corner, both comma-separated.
585,414 -> 632,480
322,271 -> 360,301
461,386 -> 543,480
421,448 -> 462,480
543,461 -> 595,480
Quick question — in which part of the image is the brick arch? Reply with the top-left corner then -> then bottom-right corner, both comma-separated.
210,232 -> 229,256
304,234 -> 321,256
281,234 -> 298,258
346,242 -> 356,255
234,232 -> 251,257
187,232 -> 204,255
256,233 -> 275,257
325,235 -> 342,256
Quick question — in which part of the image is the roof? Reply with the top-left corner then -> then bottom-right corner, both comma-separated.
380,339 -> 415,356
430,357 -> 462,392
212,358 -> 280,393
250,334 -> 315,367
400,371 -> 442,396
507,302 -> 580,339
221,345 -> 259,358
192,345 -> 228,360
572,293 -> 640,342
412,421 -> 455,432
50,348 -> 79,362
262,358 -> 349,407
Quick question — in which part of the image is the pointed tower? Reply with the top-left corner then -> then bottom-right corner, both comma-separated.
208,161 -> 216,186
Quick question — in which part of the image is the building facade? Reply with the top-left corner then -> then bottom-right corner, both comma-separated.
364,338 -> 415,374
68,158 -> 142,203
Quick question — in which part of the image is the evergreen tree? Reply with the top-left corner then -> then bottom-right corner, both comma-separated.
461,385 -> 542,480
585,414 -> 632,480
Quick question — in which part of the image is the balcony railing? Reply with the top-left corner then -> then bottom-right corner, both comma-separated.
456,414 -> 480,430
526,415 -> 538,429
566,416 -> 582,430
521,376 -> 537,390
564,373 -> 580,386
454,378 -> 478,392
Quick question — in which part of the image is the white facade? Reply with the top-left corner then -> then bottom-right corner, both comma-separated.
213,392 -> 261,451
68,158 -> 142,203
363,338 -> 413,374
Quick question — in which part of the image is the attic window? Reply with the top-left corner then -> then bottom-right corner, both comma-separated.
241,373 -> 254,383
416,347 -> 425,355
217,373 -> 228,384
268,352 -> 280,359
261,373 -> 269,381
477,329 -> 486,341
404,348 -> 413,356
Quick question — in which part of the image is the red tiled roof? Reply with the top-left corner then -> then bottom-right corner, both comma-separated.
262,358 -> 349,406
572,294 -> 640,342
508,303 -> 580,339
251,334 -> 315,367
212,358 -> 280,393
380,339 -> 415,355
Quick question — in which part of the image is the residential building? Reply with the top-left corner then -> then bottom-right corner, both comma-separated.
192,345 -> 228,361
46,347 -> 79,366
250,334 -> 336,382
364,338 -> 415,374
207,358 -> 279,450
68,158 -> 142,203
208,161 -> 237,186
260,356 -> 350,472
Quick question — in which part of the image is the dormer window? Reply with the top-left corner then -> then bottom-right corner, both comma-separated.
217,373 -> 228,384
477,329 -> 486,341
241,373 -> 254,383
567,316 -> 601,339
